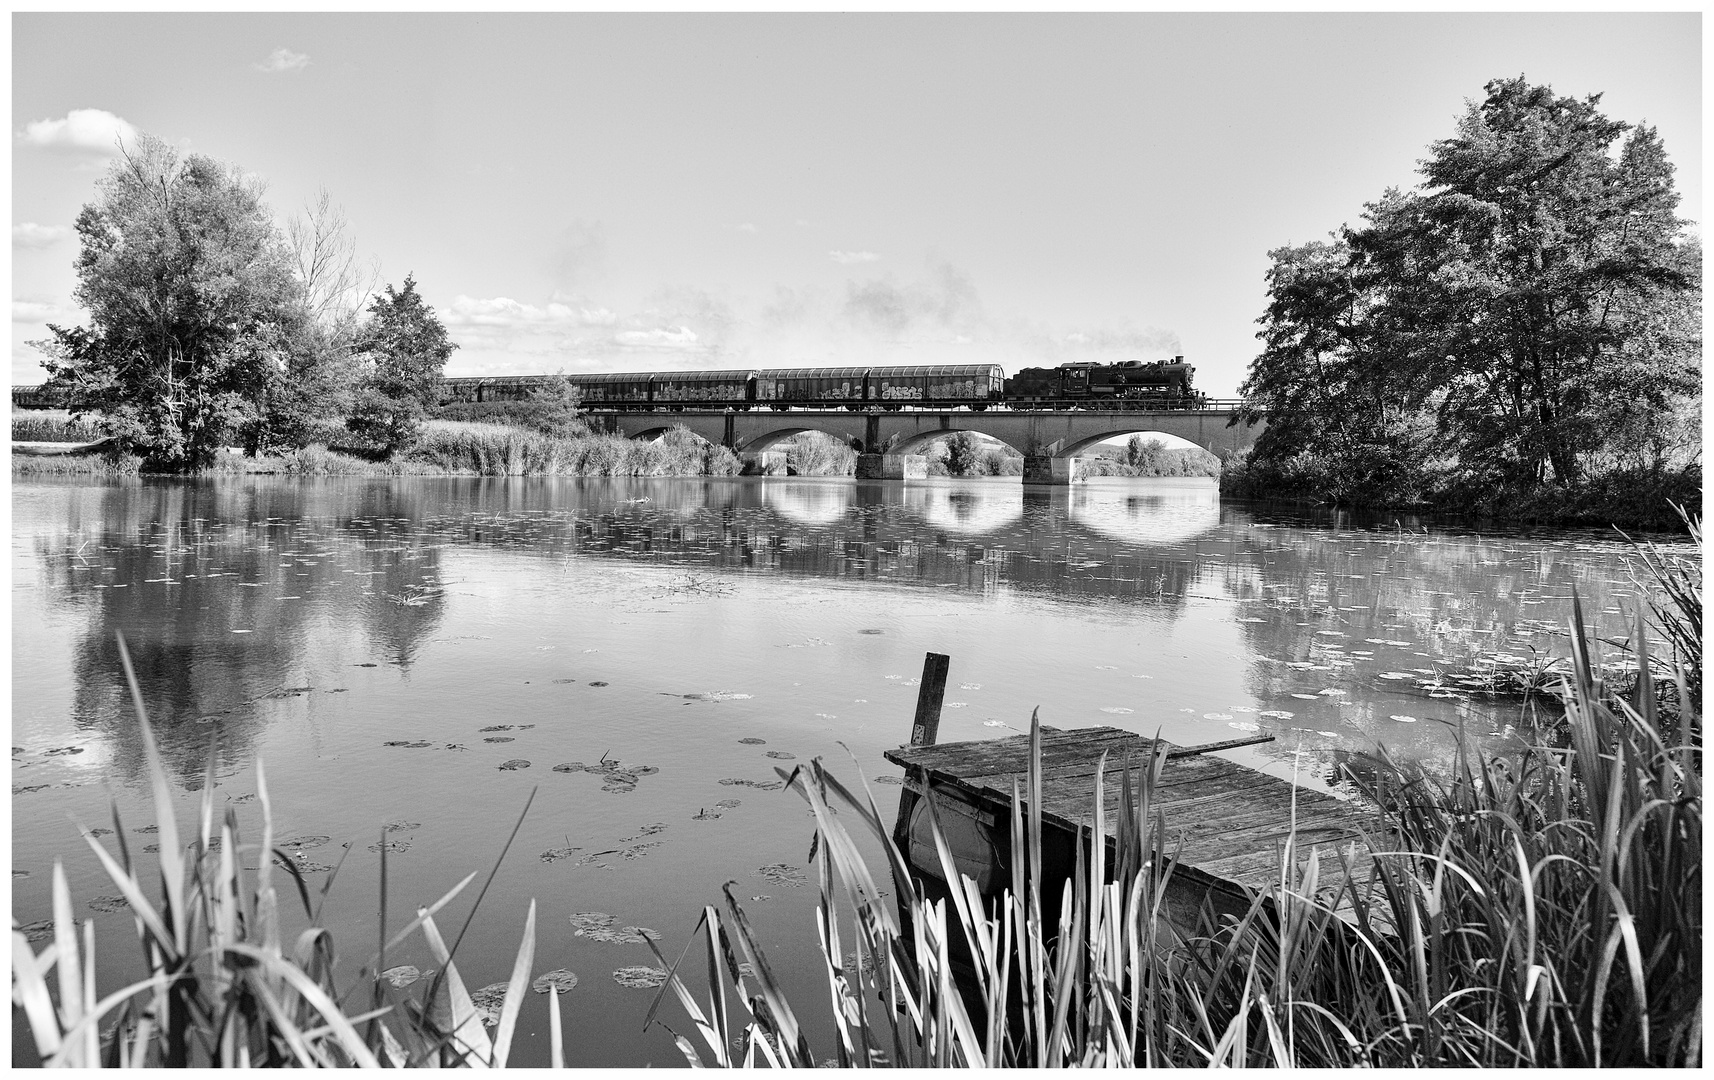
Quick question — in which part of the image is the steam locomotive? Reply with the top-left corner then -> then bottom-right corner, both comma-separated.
434,356 -> 1202,411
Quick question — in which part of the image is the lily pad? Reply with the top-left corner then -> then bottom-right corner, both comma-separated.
873,775 -> 904,785
379,965 -> 426,988
588,681 -> 608,687
532,969 -> 579,994
693,808 -> 723,819
756,863 -> 807,888
368,839 -> 410,854
714,799 -> 741,809
484,737 -> 516,744
87,895 -> 130,913
479,725 -> 514,732
17,920 -> 53,943
384,820 -> 420,833
1099,707 -> 1134,714
1258,710 -> 1295,720
470,982 -> 509,1025
611,966 -> 668,989
737,738 -> 767,745
764,751 -> 796,760
1389,715 -> 1420,723
383,740 -> 432,749
540,846 -> 582,862
1204,713 -> 1233,720
279,835 -> 331,850
568,912 -> 615,933
498,759 -> 530,771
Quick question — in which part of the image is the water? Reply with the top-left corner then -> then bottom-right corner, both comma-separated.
11,475 -> 1675,1065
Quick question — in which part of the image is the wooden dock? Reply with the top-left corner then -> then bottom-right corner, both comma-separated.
882,655 -> 1376,932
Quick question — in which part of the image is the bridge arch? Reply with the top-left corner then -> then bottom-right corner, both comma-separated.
891,428 -> 1026,457
1056,428 -> 1206,458
737,425 -> 865,453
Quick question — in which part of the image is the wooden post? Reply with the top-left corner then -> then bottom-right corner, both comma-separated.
892,652 -> 951,858
909,652 -> 951,748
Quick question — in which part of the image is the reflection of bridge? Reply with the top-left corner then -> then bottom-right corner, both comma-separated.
590,408 -> 1263,483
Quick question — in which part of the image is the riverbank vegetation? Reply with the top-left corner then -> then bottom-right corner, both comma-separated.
15,520 -> 1698,1067
1229,78 -> 1701,532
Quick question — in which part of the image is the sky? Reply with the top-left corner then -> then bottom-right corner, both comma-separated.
10,12 -> 1703,396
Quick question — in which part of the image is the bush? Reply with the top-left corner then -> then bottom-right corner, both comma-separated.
12,413 -> 104,443
432,401 -> 589,439
783,431 -> 858,476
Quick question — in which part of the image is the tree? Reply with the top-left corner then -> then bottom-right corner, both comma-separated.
346,276 -> 457,456
33,135 -> 303,471
1241,77 -> 1701,502
247,189 -> 379,454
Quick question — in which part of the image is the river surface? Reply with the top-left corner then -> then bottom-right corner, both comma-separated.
10,475 -> 1675,1066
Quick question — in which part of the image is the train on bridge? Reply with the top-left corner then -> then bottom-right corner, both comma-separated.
13,357 -> 1214,413
439,357 -> 1206,412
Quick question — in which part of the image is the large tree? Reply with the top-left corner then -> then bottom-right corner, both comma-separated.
1241,77 -> 1700,501
345,275 -> 457,455
35,135 -> 304,471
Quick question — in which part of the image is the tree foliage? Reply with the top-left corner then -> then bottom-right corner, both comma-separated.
1239,77 -> 1701,505
33,135 -> 303,471
345,276 -> 458,456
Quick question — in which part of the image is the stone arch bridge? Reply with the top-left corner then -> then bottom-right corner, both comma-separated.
587,407 -> 1263,484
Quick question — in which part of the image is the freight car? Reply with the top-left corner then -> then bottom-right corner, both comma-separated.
435,364 -> 1007,411
429,357 -> 1199,412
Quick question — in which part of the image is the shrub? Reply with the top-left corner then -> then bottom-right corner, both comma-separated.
783,431 -> 857,476
12,413 -> 104,443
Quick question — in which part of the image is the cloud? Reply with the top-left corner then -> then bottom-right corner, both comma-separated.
439,295 -> 618,330
828,250 -> 879,265
13,224 -> 70,250
19,108 -> 138,154
613,326 -> 700,350
726,222 -> 758,234
841,262 -> 985,340
254,47 -> 311,74
13,299 -> 82,325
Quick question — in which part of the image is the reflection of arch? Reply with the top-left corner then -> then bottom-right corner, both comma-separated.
1058,429 -> 1201,457
1067,481 -> 1221,545
892,429 -> 1025,456
628,426 -> 674,443
763,480 -> 857,525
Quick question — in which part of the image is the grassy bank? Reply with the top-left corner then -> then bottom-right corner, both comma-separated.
14,521 -> 1699,1067
1220,450 -> 1701,532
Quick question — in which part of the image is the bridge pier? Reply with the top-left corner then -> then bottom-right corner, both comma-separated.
1023,454 -> 1081,486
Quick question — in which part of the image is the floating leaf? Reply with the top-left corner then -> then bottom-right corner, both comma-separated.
1389,715 -> 1420,723
1317,689 -> 1347,697
279,835 -> 330,850
532,969 -> 579,994
380,965 -> 426,988
484,737 -> 516,744
384,820 -> 419,833
1228,721 -> 1260,732
959,683 -> 982,690
368,839 -> 410,854
87,895 -> 130,913
1204,713 -> 1233,720
479,725 -> 514,732
1099,707 -> 1134,715
764,751 -> 796,760
17,920 -> 53,943
737,738 -> 767,745
612,967 -> 668,989
470,982 -> 509,1025
382,740 -> 432,749
693,808 -> 723,820
1290,693 -> 1319,700
540,847 -> 581,862
498,759 -> 531,771
1258,710 -> 1295,719
873,775 -> 904,785
756,863 -> 807,888
1318,731 -> 1340,738
581,925 -> 647,944
568,912 -> 615,933
588,681 -> 608,687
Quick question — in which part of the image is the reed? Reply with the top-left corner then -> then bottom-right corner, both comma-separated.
11,633 -> 556,1068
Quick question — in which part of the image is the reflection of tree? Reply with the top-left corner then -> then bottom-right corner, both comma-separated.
42,481 -> 446,788
53,484 -> 325,787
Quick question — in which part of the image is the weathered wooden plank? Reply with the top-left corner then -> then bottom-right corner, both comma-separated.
887,725 -> 1377,905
